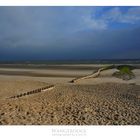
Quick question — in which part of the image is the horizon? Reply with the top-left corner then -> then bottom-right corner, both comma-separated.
0,58 -> 140,65
0,6 -> 140,60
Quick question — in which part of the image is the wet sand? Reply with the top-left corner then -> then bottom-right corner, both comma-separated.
0,64 -> 140,125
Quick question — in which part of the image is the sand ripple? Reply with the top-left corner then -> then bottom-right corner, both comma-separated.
0,83 -> 139,125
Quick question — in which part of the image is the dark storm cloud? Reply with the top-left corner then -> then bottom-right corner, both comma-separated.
0,6 -> 140,60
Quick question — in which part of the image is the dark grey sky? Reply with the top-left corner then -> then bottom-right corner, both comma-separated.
0,6 -> 140,60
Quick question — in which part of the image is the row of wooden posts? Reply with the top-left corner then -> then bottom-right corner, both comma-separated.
8,85 -> 54,99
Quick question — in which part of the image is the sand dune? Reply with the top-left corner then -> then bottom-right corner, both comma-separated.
0,65 -> 139,125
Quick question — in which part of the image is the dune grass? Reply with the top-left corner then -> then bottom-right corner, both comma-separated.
117,66 -> 133,74
113,65 -> 135,80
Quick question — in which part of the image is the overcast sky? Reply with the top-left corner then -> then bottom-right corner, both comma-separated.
0,6 -> 140,60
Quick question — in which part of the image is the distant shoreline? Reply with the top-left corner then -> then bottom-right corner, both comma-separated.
0,63 -> 140,70
0,59 -> 140,65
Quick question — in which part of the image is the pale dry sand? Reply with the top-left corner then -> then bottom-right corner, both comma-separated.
0,65 -> 140,125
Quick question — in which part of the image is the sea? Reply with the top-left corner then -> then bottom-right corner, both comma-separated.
0,59 -> 140,65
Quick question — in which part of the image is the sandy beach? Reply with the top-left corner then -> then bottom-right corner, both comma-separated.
0,64 -> 139,125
